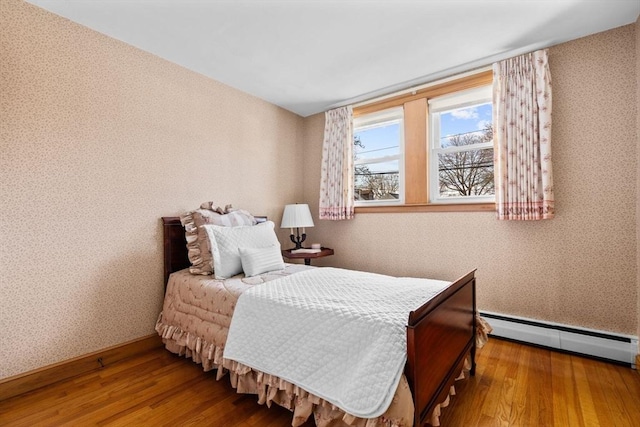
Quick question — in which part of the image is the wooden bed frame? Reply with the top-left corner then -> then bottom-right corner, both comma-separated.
161,216 -> 477,427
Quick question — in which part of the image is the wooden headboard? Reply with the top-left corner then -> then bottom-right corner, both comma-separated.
161,216 -> 268,287
161,217 -> 189,287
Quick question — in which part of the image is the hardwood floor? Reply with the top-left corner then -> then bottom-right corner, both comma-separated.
1,338 -> 638,426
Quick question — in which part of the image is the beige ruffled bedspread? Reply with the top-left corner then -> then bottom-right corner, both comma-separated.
156,267 -> 492,427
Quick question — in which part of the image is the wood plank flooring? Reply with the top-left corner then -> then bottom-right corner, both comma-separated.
1,338 -> 638,426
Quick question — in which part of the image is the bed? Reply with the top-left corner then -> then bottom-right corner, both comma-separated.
157,215 -> 483,426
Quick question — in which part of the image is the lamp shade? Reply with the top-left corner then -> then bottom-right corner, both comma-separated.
281,204 -> 314,229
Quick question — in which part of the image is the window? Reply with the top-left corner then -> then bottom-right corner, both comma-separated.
353,70 -> 494,212
353,108 -> 404,205
429,86 -> 494,203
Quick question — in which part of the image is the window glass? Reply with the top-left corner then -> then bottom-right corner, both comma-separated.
437,148 -> 494,197
354,121 -> 401,160
354,108 -> 403,204
430,89 -> 494,203
355,159 -> 400,201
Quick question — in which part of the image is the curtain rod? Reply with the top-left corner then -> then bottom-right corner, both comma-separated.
325,44 -> 549,112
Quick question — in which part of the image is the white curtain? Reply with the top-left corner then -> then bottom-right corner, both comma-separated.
319,106 -> 355,220
493,49 -> 554,220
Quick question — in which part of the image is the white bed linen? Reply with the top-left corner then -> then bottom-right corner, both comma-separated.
223,267 -> 451,419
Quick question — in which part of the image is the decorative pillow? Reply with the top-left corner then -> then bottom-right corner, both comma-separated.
180,203 -> 255,275
203,221 -> 280,279
239,245 -> 285,277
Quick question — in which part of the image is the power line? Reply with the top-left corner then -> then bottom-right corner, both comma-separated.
440,129 -> 491,140
356,145 -> 399,155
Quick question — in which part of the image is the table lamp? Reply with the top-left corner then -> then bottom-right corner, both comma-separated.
281,204 -> 314,249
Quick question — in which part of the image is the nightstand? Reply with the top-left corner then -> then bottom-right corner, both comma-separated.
282,248 -> 334,266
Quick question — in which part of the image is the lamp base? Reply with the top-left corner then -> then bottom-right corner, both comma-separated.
289,231 -> 307,250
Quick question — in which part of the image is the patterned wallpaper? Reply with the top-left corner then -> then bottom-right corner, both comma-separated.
636,16 -> 639,348
304,24 -> 638,336
0,0 -> 304,379
1,0 -> 637,380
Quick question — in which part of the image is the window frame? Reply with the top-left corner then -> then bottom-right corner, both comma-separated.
353,70 -> 494,213
353,107 -> 405,206
428,86 -> 494,204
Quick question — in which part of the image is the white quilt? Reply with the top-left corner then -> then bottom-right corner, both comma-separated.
223,267 -> 451,419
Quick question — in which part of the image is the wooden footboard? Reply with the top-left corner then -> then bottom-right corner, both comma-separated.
406,269 -> 476,427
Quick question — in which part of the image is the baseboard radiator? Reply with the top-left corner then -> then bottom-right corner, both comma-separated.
480,311 -> 638,368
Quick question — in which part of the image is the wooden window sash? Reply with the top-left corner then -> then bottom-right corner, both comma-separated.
355,203 -> 494,214
353,70 -> 494,213
354,70 -> 493,117
403,98 -> 428,204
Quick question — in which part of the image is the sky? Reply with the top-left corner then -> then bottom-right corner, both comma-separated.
440,102 -> 492,143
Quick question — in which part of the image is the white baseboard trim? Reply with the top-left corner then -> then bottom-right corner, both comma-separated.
480,311 -> 638,367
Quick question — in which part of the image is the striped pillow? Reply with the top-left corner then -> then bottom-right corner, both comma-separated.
239,244 -> 285,277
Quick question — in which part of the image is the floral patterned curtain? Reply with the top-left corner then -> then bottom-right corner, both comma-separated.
319,106 -> 355,220
493,49 -> 554,220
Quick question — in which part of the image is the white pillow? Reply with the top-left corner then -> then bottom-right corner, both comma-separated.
239,245 -> 285,277
203,221 -> 280,279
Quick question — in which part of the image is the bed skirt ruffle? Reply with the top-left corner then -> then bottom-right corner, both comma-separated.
155,314 -> 491,427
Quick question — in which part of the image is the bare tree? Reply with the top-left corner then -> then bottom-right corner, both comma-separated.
353,135 -> 370,178
360,172 -> 399,199
438,124 -> 494,197
354,135 -> 399,200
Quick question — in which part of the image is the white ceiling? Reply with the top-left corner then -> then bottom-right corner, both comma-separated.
26,0 -> 640,117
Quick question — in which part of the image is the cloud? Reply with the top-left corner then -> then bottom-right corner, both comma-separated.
476,119 -> 491,130
450,107 -> 478,120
